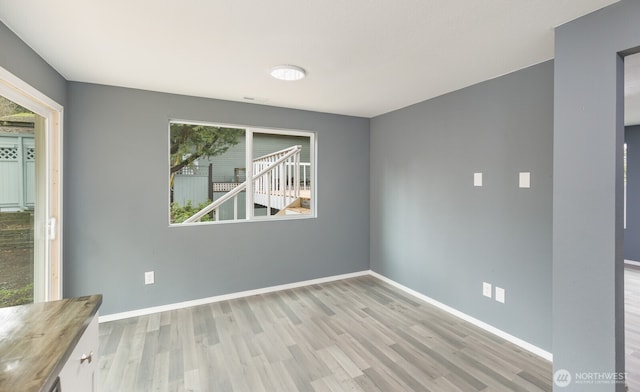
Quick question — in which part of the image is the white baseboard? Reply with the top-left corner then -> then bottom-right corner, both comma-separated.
99,269 -> 553,362
368,271 -> 553,362
98,270 -> 370,323
625,259 -> 640,267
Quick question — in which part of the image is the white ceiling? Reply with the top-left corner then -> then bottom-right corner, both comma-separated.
0,0 -> 628,119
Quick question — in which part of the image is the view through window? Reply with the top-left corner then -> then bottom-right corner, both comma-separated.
169,121 -> 315,224
0,95 -> 37,307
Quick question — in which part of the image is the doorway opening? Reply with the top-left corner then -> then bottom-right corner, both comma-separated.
0,67 -> 63,306
624,50 -> 640,390
0,95 -> 39,307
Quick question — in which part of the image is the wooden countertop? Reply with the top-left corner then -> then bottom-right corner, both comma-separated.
0,295 -> 102,392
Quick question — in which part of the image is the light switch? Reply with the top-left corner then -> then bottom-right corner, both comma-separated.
474,172 -> 483,187
495,287 -> 505,303
145,271 -> 155,285
483,282 -> 492,298
519,172 -> 530,188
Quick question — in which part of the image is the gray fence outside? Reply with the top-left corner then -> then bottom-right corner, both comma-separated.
0,135 -> 35,211
173,165 -> 210,207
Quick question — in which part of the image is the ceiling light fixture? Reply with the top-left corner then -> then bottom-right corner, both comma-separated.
270,65 -> 306,81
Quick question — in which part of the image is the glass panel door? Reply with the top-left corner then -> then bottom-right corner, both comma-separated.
0,95 -> 42,307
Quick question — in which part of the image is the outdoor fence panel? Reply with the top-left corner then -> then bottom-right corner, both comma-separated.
0,135 -> 34,210
173,166 -> 209,207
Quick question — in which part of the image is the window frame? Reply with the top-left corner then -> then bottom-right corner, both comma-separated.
168,119 -> 317,226
0,66 -> 64,302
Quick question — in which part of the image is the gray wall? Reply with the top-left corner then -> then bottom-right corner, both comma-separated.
553,1 -> 640,390
625,125 -> 640,261
370,61 -> 554,350
65,82 -> 370,315
0,22 -> 66,107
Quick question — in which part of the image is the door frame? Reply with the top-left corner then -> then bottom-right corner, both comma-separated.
0,66 -> 63,301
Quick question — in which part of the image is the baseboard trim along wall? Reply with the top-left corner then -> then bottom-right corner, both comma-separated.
99,269 -> 553,361
625,259 -> 640,267
98,270 -> 370,323
368,271 -> 553,361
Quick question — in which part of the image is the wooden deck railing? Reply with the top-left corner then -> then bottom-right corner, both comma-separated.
182,145 -> 303,223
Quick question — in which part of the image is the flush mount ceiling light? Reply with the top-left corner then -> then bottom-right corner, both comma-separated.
270,65 -> 306,81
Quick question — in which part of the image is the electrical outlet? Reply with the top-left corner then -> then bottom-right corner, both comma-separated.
495,287 -> 505,303
483,282 -> 492,298
144,271 -> 155,285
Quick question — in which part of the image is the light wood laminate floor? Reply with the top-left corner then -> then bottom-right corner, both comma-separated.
98,275 -> 552,391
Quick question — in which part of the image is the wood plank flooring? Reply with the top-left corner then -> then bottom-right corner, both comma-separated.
98,275 -> 552,391
626,266 -> 640,391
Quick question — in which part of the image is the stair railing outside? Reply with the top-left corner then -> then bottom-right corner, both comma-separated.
182,145 -> 302,223
286,162 -> 310,191
253,145 -> 302,215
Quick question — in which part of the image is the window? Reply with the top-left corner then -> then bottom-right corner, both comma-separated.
169,121 -> 315,225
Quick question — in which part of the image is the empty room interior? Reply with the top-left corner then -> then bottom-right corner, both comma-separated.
1,1 -> 640,391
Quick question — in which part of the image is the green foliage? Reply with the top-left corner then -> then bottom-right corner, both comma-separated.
0,95 -> 32,118
170,200 -> 214,223
170,123 -> 243,174
0,283 -> 33,308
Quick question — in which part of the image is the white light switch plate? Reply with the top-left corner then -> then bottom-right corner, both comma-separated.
483,282 -> 492,298
519,172 -> 531,188
495,287 -> 505,303
145,271 -> 155,285
474,172 -> 483,187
